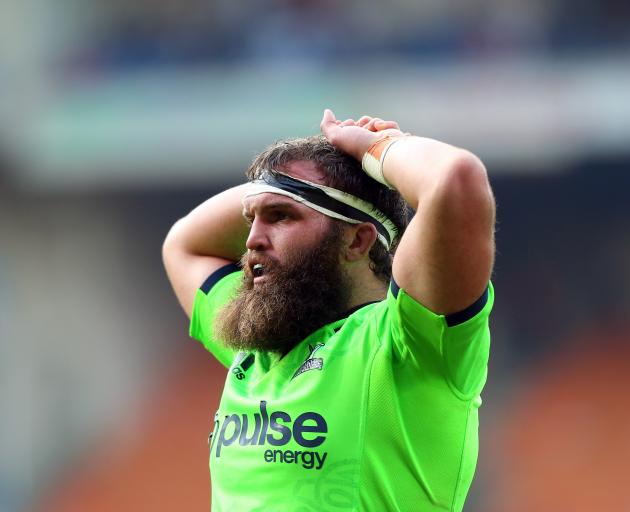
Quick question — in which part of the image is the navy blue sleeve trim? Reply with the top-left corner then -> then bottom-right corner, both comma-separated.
390,278 -> 401,298
390,278 -> 488,327
200,263 -> 241,295
445,287 -> 489,327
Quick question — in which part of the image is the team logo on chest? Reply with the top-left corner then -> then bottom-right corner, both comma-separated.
292,343 -> 325,380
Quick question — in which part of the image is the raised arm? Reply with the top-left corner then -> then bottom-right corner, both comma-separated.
320,109 -> 495,315
162,184 -> 250,317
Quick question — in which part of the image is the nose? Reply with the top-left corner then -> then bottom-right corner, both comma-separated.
245,218 -> 271,252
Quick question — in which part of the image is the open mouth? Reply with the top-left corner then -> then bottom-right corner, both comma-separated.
252,263 -> 265,278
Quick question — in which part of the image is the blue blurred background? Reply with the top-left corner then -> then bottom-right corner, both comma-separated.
1,1 -> 629,511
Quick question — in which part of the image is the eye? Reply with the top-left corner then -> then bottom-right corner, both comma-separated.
243,213 -> 254,226
268,210 -> 290,223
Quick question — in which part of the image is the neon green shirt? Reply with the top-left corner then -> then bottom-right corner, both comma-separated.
190,264 -> 493,512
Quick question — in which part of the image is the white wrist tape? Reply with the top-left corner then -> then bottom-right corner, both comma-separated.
361,136 -> 404,189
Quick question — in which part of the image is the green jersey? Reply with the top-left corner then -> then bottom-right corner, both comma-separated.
190,263 -> 493,512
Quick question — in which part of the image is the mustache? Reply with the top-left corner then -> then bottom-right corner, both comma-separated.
240,252 -> 279,283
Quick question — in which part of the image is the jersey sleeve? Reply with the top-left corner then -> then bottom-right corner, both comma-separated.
386,280 -> 494,399
189,263 -> 242,368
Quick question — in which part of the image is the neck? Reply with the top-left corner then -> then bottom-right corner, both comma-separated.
345,268 -> 388,310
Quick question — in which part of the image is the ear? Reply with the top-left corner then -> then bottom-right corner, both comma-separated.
344,223 -> 378,262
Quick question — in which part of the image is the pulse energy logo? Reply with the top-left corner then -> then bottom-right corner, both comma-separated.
213,401 -> 328,470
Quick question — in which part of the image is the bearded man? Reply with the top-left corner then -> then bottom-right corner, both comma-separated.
163,110 -> 496,511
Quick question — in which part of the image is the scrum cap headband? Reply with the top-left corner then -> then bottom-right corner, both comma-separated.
244,171 -> 398,249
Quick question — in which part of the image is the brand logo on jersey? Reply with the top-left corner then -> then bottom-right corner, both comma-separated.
292,343 -> 325,380
212,400 -> 328,470
231,352 -> 255,380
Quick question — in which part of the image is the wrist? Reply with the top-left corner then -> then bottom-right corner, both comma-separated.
361,136 -> 406,189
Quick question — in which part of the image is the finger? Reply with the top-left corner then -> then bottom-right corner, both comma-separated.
321,108 -> 337,125
339,118 -> 356,127
357,116 -> 373,127
365,118 -> 383,131
375,120 -> 400,130
320,108 -> 338,135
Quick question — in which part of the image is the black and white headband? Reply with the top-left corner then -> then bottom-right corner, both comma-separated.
244,171 -> 398,249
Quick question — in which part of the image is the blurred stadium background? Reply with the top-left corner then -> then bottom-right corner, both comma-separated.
1,0 -> 629,511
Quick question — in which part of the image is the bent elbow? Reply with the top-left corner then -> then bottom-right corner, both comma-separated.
445,151 -> 493,205
162,217 -> 186,267
435,152 -> 495,228
449,151 -> 488,188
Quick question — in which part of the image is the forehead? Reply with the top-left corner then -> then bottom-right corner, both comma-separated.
242,193 -> 300,212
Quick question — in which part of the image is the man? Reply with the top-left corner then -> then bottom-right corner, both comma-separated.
163,109 -> 495,511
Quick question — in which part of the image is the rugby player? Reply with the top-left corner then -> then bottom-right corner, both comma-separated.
163,109 -> 496,511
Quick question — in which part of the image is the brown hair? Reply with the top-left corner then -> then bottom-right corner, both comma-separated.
246,135 -> 409,283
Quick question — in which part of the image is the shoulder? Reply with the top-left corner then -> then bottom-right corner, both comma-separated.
198,262 -> 242,296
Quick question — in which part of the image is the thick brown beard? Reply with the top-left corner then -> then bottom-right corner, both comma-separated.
214,222 -> 351,354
